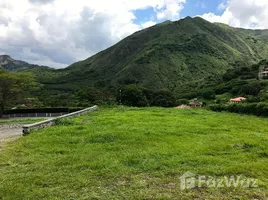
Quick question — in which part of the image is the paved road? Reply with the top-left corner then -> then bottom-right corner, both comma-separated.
0,125 -> 23,140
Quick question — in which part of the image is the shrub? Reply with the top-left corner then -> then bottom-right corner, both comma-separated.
200,89 -> 215,100
55,118 -> 74,126
176,99 -> 189,105
77,87 -> 105,105
239,82 -> 262,96
118,85 -> 176,108
208,103 -> 268,117
119,85 -> 149,107
152,90 -> 176,107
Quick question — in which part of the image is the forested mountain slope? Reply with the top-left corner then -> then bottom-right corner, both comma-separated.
44,17 -> 268,96
4,17 -> 268,97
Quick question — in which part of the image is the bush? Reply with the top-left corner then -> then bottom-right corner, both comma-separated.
209,104 -> 226,112
55,118 -> 74,126
200,89 -> 215,100
77,87 -> 105,105
176,99 -> 189,105
151,90 -> 176,107
239,82 -> 262,96
208,103 -> 268,117
118,85 -> 176,108
119,85 -> 149,107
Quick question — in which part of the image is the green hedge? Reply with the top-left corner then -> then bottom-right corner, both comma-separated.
4,107 -> 85,115
208,103 -> 268,117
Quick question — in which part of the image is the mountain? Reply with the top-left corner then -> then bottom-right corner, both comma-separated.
0,55 -> 50,71
42,17 -> 268,97
5,17 -> 268,98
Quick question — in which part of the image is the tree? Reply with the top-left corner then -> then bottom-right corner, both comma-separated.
176,99 -> 189,105
119,85 -> 149,107
77,87 -> 104,105
152,90 -> 176,107
200,89 -> 215,100
0,70 -> 37,117
239,82 -> 262,96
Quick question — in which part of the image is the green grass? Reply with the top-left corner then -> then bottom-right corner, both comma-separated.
0,118 -> 45,125
0,107 -> 267,199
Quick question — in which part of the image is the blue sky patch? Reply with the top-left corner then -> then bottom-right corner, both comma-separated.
133,0 -> 225,25
181,0 -> 225,17
133,7 -> 156,24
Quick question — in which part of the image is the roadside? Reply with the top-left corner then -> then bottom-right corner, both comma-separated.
0,124 -> 23,140
0,117 -> 52,141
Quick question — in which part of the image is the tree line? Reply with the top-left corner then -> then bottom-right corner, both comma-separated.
0,69 -> 180,118
0,70 -> 37,117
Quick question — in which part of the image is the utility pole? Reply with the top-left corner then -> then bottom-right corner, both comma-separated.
119,89 -> 122,105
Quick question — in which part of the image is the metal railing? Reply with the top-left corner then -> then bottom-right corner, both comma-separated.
22,105 -> 98,135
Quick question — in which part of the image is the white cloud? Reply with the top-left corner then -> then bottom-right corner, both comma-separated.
157,1 -> 186,20
141,21 -> 157,28
200,0 -> 268,29
0,0 -> 186,68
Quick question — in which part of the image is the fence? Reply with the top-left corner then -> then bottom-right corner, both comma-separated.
2,112 -> 69,118
22,105 -> 98,135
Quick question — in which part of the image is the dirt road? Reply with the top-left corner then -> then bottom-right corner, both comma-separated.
0,124 -> 23,140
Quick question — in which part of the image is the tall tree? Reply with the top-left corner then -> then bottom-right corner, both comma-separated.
0,70 -> 37,117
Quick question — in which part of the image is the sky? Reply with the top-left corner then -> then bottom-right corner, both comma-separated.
0,0 -> 268,68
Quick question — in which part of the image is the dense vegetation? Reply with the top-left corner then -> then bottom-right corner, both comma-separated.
33,58 -> 268,108
0,70 -> 38,117
209,103 -> 268,116
0,107 -> 267,199
118,85 -> 176,107
194,59 -> 268,105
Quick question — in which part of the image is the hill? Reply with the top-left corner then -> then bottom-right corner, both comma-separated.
42,17 -> 268,97
0,55 -> 51,72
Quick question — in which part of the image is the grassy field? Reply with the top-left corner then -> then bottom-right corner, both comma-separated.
0,107 -> 267,199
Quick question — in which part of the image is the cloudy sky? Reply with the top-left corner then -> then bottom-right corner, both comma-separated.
0,0 -> 267,68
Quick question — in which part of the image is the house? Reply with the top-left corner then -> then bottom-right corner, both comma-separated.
262,68 -> 268,78
188,102 -> 203,108
258,66 -> 268,79
229,97 -> 247,103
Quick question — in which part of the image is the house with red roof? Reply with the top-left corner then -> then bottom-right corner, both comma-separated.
229,97 -> 247,103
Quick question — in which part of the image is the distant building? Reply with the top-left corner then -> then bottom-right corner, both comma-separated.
263,69 -> 268,78
229,97 -> 247,103
188,102 -> 203,108
258,66 -> 268,80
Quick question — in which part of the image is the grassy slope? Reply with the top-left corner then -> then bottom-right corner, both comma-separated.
41,17 -> 268,95
0,107 -> 267,199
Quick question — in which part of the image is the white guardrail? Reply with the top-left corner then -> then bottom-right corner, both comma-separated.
22,105 -> 98,135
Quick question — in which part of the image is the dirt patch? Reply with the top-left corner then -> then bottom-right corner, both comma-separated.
0,124 -> 23,140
